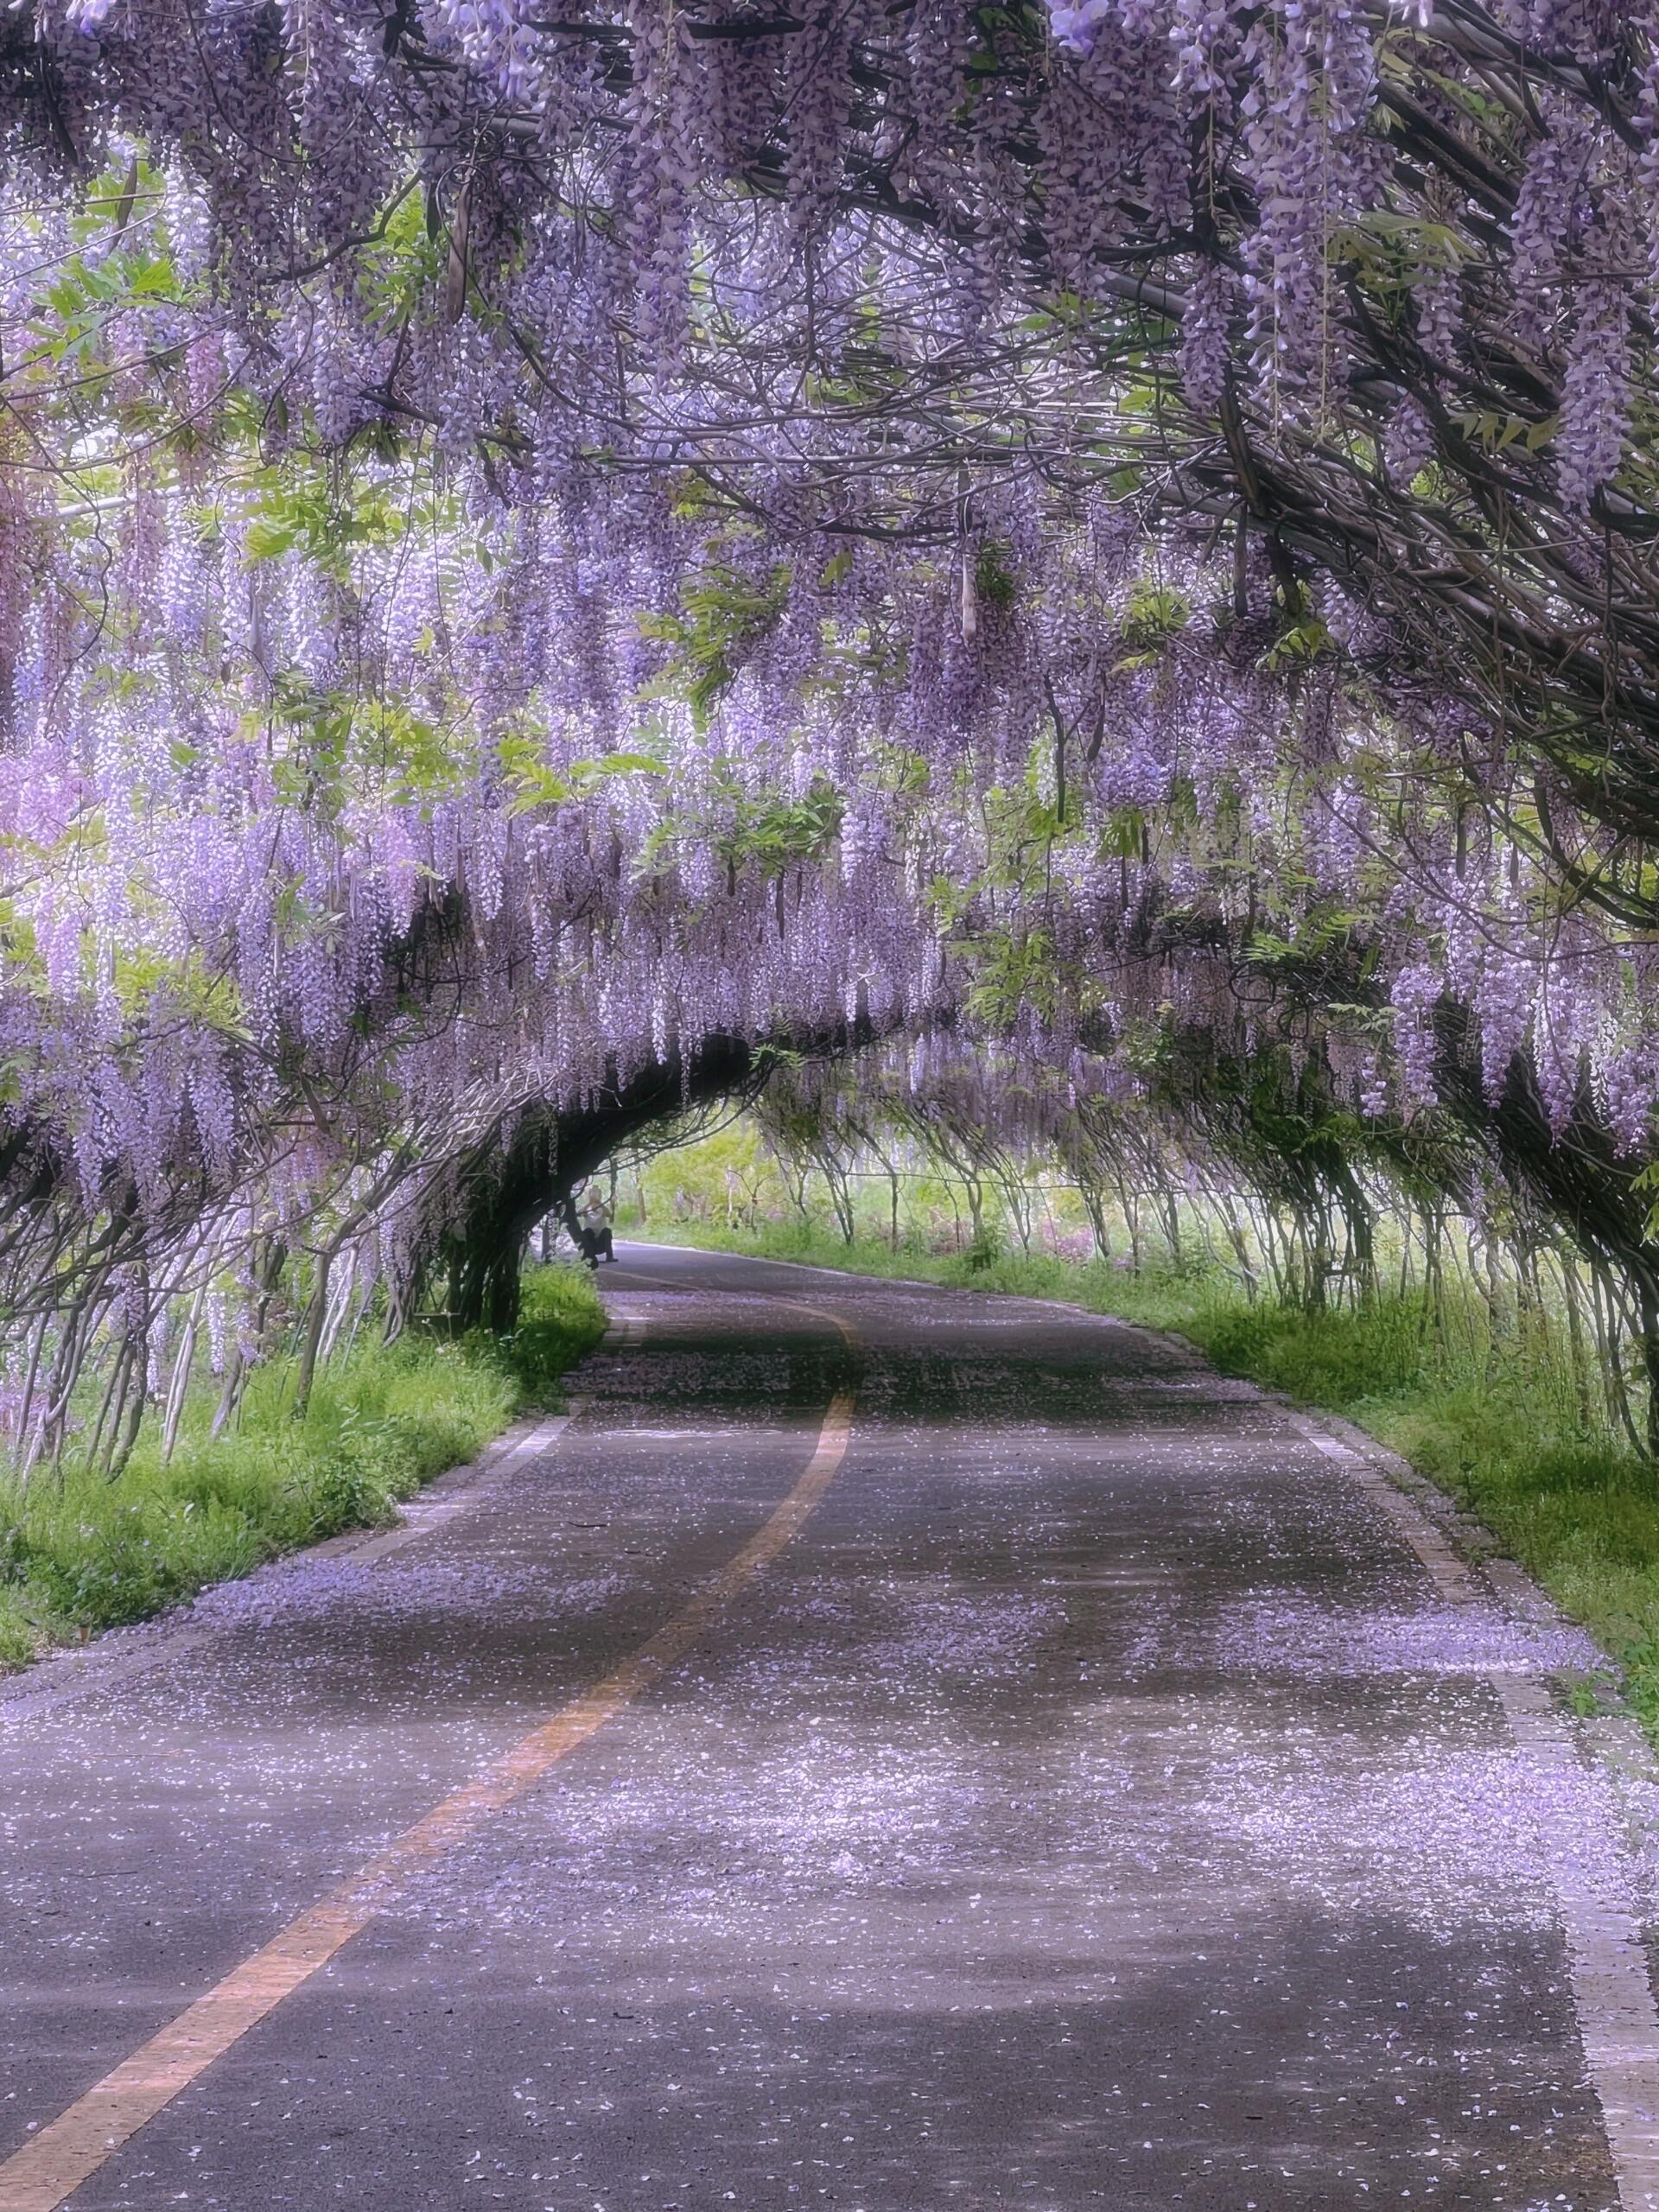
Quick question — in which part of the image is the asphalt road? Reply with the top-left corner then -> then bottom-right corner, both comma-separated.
1,1242 -> 1654,2209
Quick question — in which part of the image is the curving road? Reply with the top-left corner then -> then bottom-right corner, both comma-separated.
1,1243 -> 1656,2210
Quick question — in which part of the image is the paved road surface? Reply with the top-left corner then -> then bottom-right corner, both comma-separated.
2,1243 -> 1655,2209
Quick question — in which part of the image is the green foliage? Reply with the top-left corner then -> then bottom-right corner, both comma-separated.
640,763 -> 843,885
106,944 -> 250,1037
725,775 -> 845,875
357,181 -> 447,330
639,556 -> 793,724
499,726 -> 666,816
1112,578 -> 1191,671
1243,901 -> 1363,971
975,539 -> 1020,609
1257,617 -> 1332,671
0,1263 -> 605,1670
1099,806 -> 1149,860
240,462 -> 415,583
963,920 -> 1059,1026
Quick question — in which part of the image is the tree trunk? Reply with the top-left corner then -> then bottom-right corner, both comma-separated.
1639,1276 -> 1659,1462
1078,1179 -> 1112,1263
485,1243 -> 523,1335
1588,1262 -> 1643,1453
1559,1249 -> 1595,1433
291,1249 -> 333,1421
214,1238 -> 286,1436
1216,1193 -> 1259,1302
161,1280 -> 212,1465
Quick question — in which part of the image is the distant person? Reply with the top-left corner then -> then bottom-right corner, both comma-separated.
580,1190 -> 615,1267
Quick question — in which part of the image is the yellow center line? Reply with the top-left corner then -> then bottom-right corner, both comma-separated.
0,1296 -> 858,2212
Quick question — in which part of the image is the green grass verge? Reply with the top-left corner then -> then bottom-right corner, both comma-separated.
0,1263 -> 607,1674
641,1221 -> 1659,1732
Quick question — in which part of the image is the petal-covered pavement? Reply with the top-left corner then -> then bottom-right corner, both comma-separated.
2,1244 -> 1656,2209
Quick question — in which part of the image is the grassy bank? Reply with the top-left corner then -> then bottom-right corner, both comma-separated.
639,1220 -> 1659,1730
0,1264 -> 607,1673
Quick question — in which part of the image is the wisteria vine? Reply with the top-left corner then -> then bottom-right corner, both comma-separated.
5,0 -> 1659,1459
